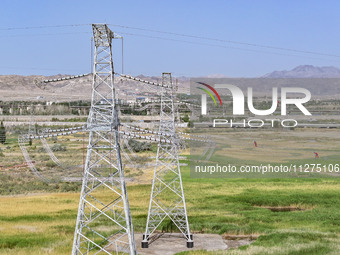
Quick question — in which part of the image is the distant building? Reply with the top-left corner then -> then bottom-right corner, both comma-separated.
126,99 -> 136,105
99,99 -> 113,104
136,97 -> 146,102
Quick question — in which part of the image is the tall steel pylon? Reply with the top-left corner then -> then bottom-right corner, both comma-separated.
72,24 -> 136,255
142,73 -> 193,248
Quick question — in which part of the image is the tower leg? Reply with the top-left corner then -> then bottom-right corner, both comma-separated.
187,240 -> 194,248
141,233 -> 149,248
141,240 -> 149,248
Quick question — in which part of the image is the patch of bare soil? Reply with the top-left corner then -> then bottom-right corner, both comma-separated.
260,206 -> 306,212
223,234 -> 258,249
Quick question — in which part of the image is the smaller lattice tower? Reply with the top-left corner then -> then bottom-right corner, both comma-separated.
142,73 -> 193,248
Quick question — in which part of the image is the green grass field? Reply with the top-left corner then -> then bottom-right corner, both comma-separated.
1,170 -> 340,254
0,128 -> 340,254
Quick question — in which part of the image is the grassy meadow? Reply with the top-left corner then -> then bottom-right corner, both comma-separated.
0,128 -> 340,254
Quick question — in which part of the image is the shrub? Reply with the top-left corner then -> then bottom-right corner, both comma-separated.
37,147 -> 45,153
46,160 -> 57,168
51,144 -> 67,152
127,139 -> 151,152
0,121 -> 6,144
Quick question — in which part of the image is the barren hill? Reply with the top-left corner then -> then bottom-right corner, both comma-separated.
0,74 -> 190,102
263,65 -> 340,78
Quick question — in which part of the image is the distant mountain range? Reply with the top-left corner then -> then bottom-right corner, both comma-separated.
263,65 -> 340,78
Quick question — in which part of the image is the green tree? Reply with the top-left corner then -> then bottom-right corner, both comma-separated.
0,121 -> 6,144
181,114 -> 190,123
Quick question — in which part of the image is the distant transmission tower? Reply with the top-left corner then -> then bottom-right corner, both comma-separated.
142,73 -> 193,248
72,24 -> 136,255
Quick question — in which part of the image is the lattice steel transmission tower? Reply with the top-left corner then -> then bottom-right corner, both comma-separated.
72,24 -> 136,255
142,73 -> 193,248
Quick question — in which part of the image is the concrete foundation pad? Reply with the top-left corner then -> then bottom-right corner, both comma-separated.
136,233 -> 228,255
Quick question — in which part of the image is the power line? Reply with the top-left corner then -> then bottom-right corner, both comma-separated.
1,23 -> 340,75
116,31 -> 340,62
0,65 -> 87,72
0,31 -> 90,38
109,23 -> 340,58
0,24 -> 90,31
4,29 -> 327,61
1,23 -> 339,59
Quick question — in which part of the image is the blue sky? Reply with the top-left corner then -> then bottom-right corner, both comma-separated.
1,0 -> 340,77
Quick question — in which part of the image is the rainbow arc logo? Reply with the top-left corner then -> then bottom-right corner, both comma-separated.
196,82 -> 223,106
